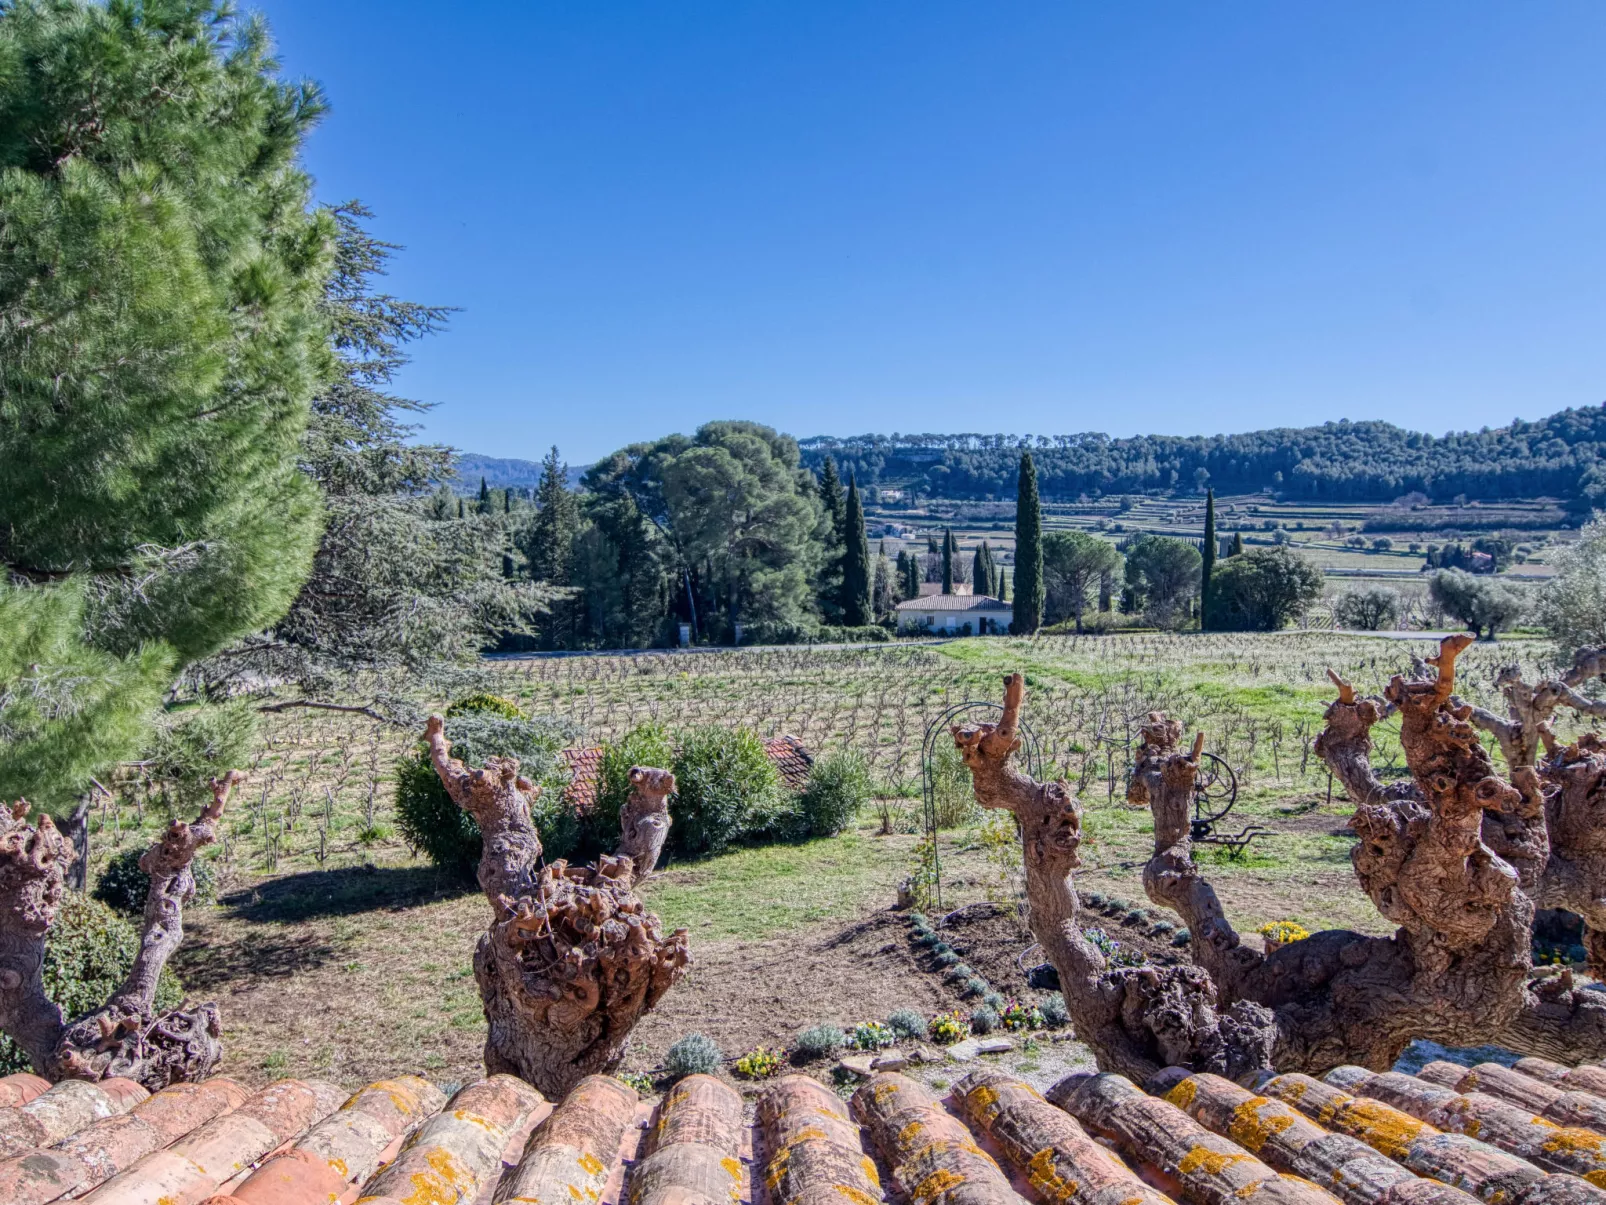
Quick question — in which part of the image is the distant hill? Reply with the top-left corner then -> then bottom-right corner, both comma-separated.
453,453 -> 585,491
798,403 -> 1606,506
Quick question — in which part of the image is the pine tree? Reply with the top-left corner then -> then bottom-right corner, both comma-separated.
1014,453 -> 1045,633
942,528 -> 956,594
840,475 -> 873,625
0,0 -> 330,808
1201,489 -> 1217,629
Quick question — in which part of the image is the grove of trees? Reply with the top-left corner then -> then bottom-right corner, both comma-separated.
799,405 -> 1606,504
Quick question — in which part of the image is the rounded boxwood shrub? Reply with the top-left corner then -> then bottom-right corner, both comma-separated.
580,723 -> 676,858
670,726 -> 785,858
0,894 -> 184,1073
93,846 -> 216,916
395,696 -> 581,877
797,751 -> 871,838
663,1032 -> 723,1080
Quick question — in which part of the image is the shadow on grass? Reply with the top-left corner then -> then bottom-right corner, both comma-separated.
216,863 -> 478,924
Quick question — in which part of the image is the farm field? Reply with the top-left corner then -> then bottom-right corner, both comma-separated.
865,492 -> 1571,590
127,630 -> 1603,1092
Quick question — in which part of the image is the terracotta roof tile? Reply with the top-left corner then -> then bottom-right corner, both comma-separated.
24,1039 -> 1606,1205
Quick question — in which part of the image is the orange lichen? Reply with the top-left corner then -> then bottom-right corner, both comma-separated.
1026,1146 -> 1078,1202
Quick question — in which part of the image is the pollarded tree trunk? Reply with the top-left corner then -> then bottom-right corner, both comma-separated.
959,636 -> 1606,1080
952,675 -> 1277,1084
0,774 -> 238,1090
1452,648 -> 1606,972
423,716 -> 689,1098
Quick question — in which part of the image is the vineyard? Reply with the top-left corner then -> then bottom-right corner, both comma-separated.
89,633 -> 1579,891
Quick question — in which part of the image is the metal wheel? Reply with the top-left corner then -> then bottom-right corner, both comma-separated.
1191,751 -> 1238,829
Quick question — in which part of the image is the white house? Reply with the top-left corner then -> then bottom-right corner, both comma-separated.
895,593 -> 1013,635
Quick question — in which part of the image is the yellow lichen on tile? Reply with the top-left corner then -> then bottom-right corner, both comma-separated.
1166,1079 -> 1198,1110
910,1166 -> 965,1205
579,1152 -> 605,1175
1542,1128 -> 1605,1158
1026,1145 -> 1078,1202
833,1186 -> 880,1205
1228,1099 -> 1294,1154
1178,1144 -> 1246,1176
1338,1101 -> 1423,1162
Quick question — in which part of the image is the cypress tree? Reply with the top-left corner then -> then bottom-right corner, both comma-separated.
1201,488 -> 1217,628
477,476 -> 493,514
999,565 -> 1009,603
973,541 -> 994,596
840,475 -> 872,625
458,498 -> 466,519
1231,531 -> 1245,557
817,458 -> 846,619
942,528 -> 955,594
1014,453 -> 1044,633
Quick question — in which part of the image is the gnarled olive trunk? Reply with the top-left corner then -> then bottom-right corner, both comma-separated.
0,775 -> 237,1090
958,636 -> 1606,1080
423,716 -> 688,1098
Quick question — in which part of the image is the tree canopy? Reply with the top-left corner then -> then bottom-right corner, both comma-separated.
0,0 -> 331,805
799,404 -> 1606,504
1042,531 -> 1121,632
1206,546 -> 1323,632
585,422 -> 823,641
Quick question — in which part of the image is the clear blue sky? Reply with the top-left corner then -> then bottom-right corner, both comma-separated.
256,1 -> 1606,464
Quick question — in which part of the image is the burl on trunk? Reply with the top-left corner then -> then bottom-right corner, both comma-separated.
423,715 -> 688,1097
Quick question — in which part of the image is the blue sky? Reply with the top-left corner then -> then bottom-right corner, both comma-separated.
257,2 -> 1606,463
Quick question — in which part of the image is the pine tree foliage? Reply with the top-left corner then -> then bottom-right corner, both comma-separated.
0,0 -> 332,804
1013,454 -> 1045,633
585,422 -> 822,642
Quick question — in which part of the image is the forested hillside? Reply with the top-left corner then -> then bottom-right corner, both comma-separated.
798,404 -> 1606,504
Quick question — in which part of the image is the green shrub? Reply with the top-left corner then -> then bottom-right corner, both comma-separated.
394,696 -> 581,877
963,976 -> 988,998
582,723 -> 676,857
93,846 -> 216,916
798,750 -> 870,838
794,1024 -> 847,1059
663,1032 -> 722,1080
0,894 -> 184,1073
887,1008 -> 928,1040
670,726 -> 785,858
970,1005 -> 1000,1034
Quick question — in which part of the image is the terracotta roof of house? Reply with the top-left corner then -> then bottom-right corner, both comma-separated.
12,1049 -> 1606,1205
895,593 -> 1012,612
561,736 -> 813,813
